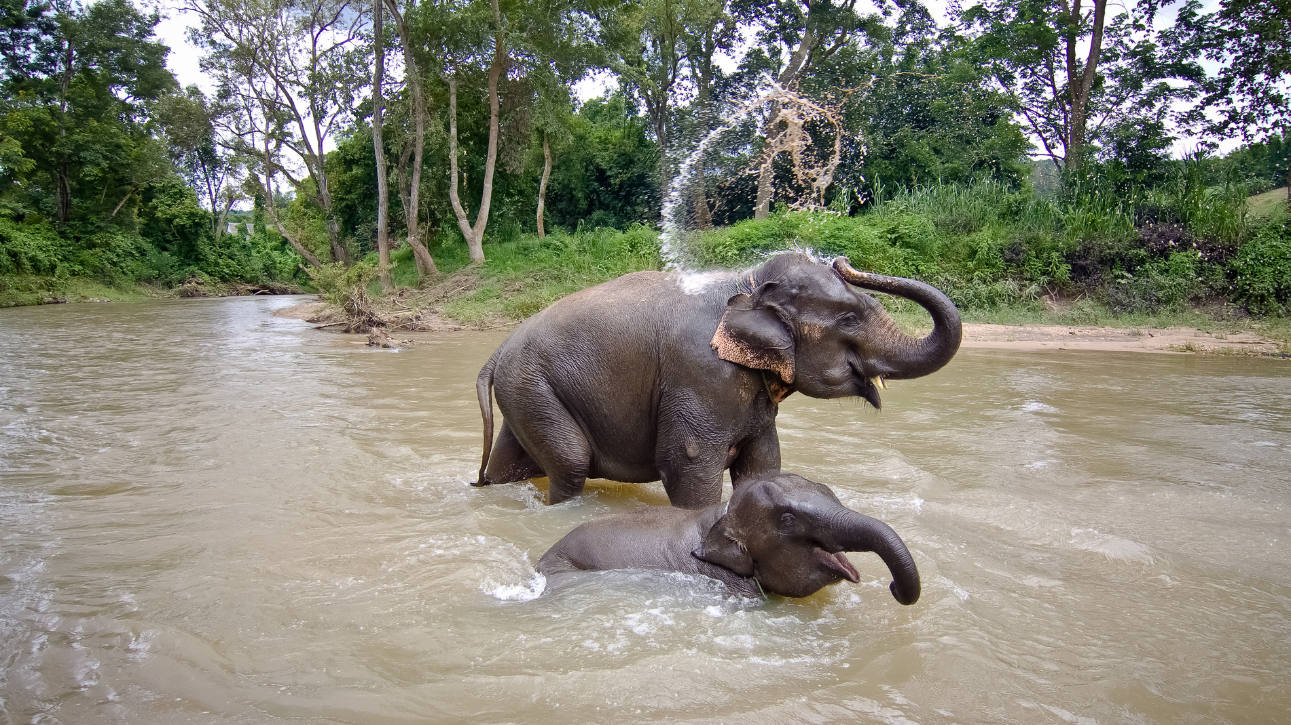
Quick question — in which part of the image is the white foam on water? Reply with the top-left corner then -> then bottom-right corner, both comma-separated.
868,495 -> 924,513
483,570 -> 547,602
1043,704 -> 1099,725
1021,401 -> 1060,413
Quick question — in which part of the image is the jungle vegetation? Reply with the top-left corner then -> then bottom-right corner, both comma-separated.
1,0 -> 1289,325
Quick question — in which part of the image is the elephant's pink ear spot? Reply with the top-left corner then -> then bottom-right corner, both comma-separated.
711,293 -> 795,384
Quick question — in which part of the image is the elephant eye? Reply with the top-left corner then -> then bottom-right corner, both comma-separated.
779,512 -> 796,528
839,312 -> 861,331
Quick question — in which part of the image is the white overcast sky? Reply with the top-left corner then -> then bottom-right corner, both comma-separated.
153,0 -> 1232,159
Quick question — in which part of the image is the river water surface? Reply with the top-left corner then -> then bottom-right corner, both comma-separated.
1,296 -> 1289,724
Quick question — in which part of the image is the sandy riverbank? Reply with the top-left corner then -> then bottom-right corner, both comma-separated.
275,300 -> 1284,355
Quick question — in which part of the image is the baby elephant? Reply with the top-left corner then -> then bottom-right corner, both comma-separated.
537,473 -> 920,603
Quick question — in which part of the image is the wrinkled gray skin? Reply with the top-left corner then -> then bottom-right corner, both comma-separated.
476,253 -> 961,508
537,473 -> 920,603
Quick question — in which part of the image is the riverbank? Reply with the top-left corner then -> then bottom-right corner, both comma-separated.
274,294 -> 1289,356
0,273 -> 303,307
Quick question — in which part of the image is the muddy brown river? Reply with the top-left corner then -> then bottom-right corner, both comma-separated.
1,295 -> 1289,724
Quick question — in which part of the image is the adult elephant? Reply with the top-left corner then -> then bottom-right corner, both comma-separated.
475,253 -> 961,508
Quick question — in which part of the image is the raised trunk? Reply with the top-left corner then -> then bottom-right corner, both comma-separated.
384,0 -> 437,278
537,132 -> 551,238
832,257 -> 963,380
826,508 -> 920,605
372,0 -> 392,292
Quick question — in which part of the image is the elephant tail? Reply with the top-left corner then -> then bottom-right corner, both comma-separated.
474,350 -> 501,487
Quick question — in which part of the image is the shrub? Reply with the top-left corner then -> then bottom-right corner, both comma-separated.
1229,217 -> 1291,316
1105,250 -> 1207,313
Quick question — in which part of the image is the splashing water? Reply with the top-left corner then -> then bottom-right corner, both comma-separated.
659,83 -> 861,271
658,83 -> 787,271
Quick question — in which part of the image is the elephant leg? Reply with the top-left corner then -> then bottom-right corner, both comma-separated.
658,452 -> 725,509
504,385 -> 592,505
729,426 -> 781,486
484,420 -> 546,485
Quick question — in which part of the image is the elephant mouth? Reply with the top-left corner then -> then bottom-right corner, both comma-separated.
851,361 -> 885,410
813,547 -> 860,583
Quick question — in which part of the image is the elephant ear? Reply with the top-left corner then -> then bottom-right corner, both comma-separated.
711,285 -> 795,384
692,516 -> 754,577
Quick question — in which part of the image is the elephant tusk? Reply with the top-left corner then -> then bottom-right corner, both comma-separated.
870,376 -> 886,390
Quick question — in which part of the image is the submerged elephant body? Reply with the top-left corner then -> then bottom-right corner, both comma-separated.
537,473 -> 921,603
476,253 -> 962,508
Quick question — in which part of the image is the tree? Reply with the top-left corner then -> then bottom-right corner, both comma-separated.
438,0 -> 594,262
189,0 -> 368,265
678,0 -> 737,228
382,0 -> 437,277
440,0 -> 506,263
156,85 -> 241,237
0,0 -> 175,226
599,0 -> 687,208
1169,0 -> 1291,207
965,0 -> 1199,173
371,0 -> 391,290
736,0 -> 869,218
826,6 -> 1030,191
532,74 -> 574,238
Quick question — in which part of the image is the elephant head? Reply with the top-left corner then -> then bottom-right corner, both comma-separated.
693,473 -> 920,603
712,253 -> 962,408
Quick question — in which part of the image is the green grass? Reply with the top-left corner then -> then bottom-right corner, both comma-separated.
1249,188 -> 1290,218
0,274 -> 156,307
367,224 -> 663,325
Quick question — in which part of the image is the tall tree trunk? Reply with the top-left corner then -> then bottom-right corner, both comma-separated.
447,0 -> 505,264
265,182 -> 323,267
689,32 -> 715,230
1063,0 -> 1108,171
691,156 -> 711,229
215,194 -> 235,238
262,135 -> 322,268
108,189 -> 134,218
537,131 -> 551,238
754,26 -> 817,219
372,0 -> 392,292
653,96 -> 670,209
56,40 -> 73,227
384,0 -> 437,278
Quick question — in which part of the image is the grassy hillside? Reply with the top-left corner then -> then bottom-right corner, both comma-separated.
1250,188 -> 1290,218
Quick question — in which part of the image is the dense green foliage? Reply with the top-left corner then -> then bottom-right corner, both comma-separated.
0,0 -> 307,304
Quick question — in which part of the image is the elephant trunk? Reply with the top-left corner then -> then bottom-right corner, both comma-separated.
832,257 -> 962,380
826,508 -> 920,605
